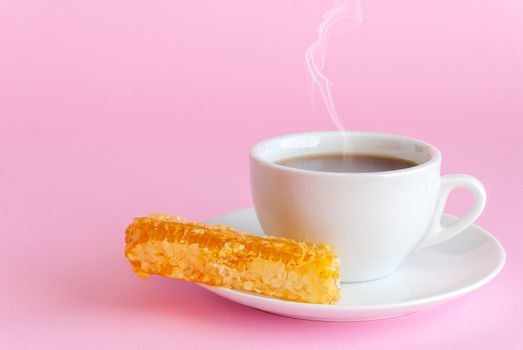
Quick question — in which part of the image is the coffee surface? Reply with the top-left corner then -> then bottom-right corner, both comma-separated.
276,153 -> 418,173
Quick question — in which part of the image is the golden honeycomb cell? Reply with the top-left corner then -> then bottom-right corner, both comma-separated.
125,214 -> 340,304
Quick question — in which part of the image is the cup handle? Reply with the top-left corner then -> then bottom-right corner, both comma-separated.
417,174 -> 487,249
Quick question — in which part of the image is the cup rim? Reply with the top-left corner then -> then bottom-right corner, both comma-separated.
250,131 -> 441,177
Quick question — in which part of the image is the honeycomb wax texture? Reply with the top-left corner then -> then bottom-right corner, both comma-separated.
125,214 -> 341,304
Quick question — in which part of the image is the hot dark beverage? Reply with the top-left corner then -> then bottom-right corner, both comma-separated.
276,153 -> 418,173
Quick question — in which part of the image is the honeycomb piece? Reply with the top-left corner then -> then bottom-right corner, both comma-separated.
125,214 -> 340,304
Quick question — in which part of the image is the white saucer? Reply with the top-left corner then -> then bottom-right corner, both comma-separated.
202,208 -> 505,322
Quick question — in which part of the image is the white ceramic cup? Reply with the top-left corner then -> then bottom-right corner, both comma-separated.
250,131 -> 487,282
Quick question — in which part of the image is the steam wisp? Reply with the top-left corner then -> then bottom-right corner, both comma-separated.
305,0 -> 363,143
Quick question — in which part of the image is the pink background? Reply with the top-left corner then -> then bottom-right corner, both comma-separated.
1,0 -> 522,349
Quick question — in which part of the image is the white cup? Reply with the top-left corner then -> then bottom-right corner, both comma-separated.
250,131 -> 486,282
